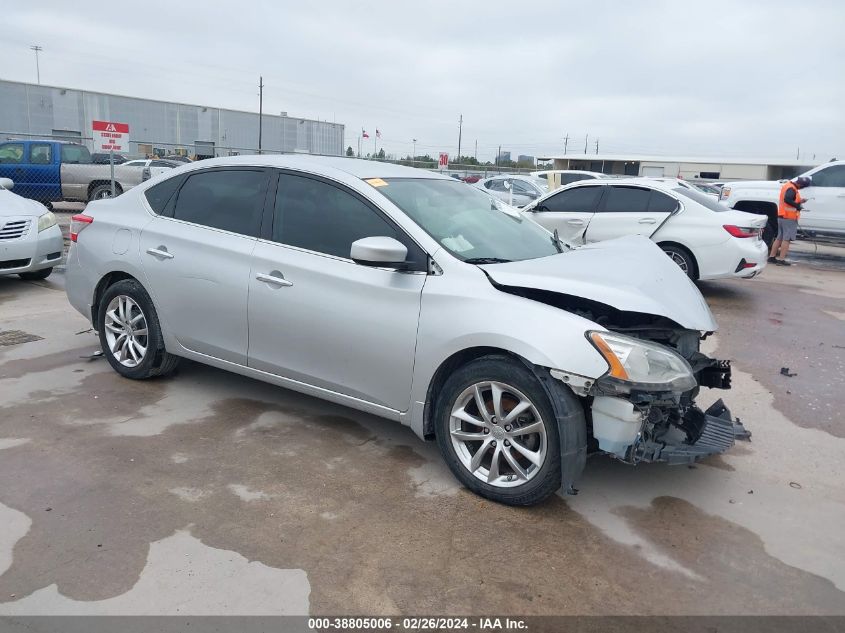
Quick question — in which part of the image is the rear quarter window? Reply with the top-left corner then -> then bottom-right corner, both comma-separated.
144,175 -> 184,215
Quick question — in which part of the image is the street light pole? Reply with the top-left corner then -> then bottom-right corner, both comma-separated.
412,138 -> 417,163
258,76 -> 264,155
30,45 -> 42,84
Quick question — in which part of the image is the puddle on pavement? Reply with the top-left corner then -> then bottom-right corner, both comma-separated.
0,347 -> 844,615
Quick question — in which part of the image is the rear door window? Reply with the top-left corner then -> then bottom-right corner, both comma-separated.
598,186 -> 651,213
538,185 -> 603,212
811,165 -> 845,187
29,143 -> 52,165
172,169 -> 268,237
647,190 -> 680,213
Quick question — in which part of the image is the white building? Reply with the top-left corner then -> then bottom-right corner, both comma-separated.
536,153 -> 820,181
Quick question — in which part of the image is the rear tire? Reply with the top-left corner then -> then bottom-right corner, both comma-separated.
88,183 -> 123,201
19,267 -> 52,281
434,356 -> 561,506
97,279 -> 180,379
660,244 -> 698,279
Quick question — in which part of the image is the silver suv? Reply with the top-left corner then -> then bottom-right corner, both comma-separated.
65,156 -> 745,505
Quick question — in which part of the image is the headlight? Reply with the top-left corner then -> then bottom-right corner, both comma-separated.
588,331 -> 696,393
37,211 -> 57,232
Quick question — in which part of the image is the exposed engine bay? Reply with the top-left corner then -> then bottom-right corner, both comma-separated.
500,285 -> 751,465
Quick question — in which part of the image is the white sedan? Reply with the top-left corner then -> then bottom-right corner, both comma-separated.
523,178 -> 768,280
123,159 -> 181,181
0,178 -> 63,280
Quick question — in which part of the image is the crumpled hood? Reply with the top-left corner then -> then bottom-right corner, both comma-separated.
0,188 -> 46,217
480,235 -> 718,332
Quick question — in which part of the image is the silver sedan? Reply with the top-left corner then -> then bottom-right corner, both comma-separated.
65,156 -> 744,505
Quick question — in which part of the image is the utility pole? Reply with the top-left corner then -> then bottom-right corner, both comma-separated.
563,134 -> 569,155
30,45 -> 43,84
796,147 -> 800,160
584,134 -> 588,154
412,138 -> 417,162
497,145 -> 501,173
457,114 -> 463,164
595,138 -> 599,154
474,139 -> 477,162
258,76 -> 264,154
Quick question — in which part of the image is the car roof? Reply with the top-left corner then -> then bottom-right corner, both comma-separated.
176,154 -> 450,181
564,177 -> 680,192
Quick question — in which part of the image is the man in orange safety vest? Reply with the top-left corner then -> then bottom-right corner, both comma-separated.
769,175 -> 811,266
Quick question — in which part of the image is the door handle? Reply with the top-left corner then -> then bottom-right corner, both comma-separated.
256,272 -> 293,287
146,247 -> 174,259
638,217 -> 657,224
566,219 -> 585,225
837,194 -> 845,198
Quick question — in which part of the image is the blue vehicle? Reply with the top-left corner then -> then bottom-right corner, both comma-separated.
0,140 -> 142,207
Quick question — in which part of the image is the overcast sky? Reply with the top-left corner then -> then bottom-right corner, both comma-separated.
3,0 -> 844,162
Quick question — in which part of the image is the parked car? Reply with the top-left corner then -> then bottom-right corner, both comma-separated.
720,161 -> 845,242
123,159 -> 181,181
523,178 -> 768,280
476,174 -> 548,207
164,155 -> 193,163
531,170 -> 609,188
91,153 -> 129,165
66,156 -> 745,505
0,177 -> 63,280
0,140 -> 143,206
646,177 -> 720,201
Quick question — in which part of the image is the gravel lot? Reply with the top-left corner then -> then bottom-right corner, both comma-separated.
0,237 -> 844,617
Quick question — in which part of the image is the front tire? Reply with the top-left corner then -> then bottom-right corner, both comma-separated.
660,244 -> 697,279
19,267 -> 52,281
435,356 -> 561,506
97,279 -> 180,379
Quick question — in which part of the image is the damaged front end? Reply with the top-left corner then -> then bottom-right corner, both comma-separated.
554,325 -> 750,467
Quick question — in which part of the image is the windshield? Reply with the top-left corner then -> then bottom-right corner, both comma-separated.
378,178 -> 561,263
673,187 -> 727,212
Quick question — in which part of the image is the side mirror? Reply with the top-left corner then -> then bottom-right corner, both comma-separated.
350,236 -> 409,268
0,177 -> 13,190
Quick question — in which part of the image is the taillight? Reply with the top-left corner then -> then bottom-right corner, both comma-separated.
723,224 -> 759,238
70,214 -> 93,242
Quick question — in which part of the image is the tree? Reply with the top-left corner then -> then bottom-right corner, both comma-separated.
376,148 -> 386,160
346,146 -> 354,157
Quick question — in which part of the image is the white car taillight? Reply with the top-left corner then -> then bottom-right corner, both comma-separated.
723,225 -> 759,239
70,214 -> 93,242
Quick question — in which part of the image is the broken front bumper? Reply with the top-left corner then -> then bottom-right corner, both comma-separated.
635,398 -> 751,465
586,358 -> 751,465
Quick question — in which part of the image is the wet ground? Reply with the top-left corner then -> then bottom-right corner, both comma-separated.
0,241 -> 843,616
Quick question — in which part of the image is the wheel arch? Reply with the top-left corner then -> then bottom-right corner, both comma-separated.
422,346 -> 525,440
423,346 -> 588,494
91,270 -> 145,327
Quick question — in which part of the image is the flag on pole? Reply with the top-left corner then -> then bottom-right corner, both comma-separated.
362,128 -> 370,139
376,129 -> 382,139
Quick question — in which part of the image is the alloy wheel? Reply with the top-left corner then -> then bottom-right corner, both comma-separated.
449,381 -> 548,488
665,250 -> 689,273
103,295 -> 149,368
